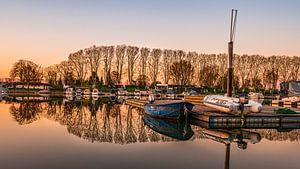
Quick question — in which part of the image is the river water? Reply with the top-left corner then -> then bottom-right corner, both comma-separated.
0,97 -> 300,169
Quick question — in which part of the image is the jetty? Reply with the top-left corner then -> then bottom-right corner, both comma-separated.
125,98 -> 300,130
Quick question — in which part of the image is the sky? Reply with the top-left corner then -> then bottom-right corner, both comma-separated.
1,0 -> 300,78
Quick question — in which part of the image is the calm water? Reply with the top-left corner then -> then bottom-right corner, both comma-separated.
1,97 -> 300,169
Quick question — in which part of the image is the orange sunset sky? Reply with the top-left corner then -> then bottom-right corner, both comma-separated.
1,0 -> 300,78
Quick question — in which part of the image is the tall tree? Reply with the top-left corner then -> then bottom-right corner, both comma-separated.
170,60 -> 194,85
68,49 -> 88,84
10,60 -> 43,83
148,48 -> 162,84
102,46 -> 115,85
115,45 -> 126,84
86,46 -> 102,84
126,46 -> 139,85
139,47 -> 150,85
162,49 -> 173,84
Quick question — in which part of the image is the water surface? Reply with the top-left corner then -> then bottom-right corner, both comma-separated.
1,98 -> 300,169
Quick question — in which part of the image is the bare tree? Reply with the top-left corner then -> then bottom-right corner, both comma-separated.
68,49 -> 88,84
115,45 -> 126,84
139,47 -> 150,85
10,60 -> 43,83
162,49 -> 173,84
126,46 -> 139,85
148,48 -> 162,84
102,46 -> 115,85
85,46 -> 102,84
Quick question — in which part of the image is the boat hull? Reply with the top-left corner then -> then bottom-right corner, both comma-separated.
143,115 -> 194,140
144,101 -> 194,119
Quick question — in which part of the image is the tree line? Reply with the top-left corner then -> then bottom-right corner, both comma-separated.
9,44 -> 300,91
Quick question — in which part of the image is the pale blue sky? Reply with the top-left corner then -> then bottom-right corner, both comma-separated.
1,0 -> 300,77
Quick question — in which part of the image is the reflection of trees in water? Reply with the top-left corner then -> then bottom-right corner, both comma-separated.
113,105 -> 124,144
125,106 -> 137,144
8,100 -> 300,144
10,102 -> 42,125
253,129 -> 300,142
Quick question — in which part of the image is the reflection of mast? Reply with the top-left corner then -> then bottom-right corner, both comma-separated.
202,128 -> 261,169
225,143 -> 230,169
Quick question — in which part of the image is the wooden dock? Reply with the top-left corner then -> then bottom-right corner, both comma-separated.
271,100 -> 300,108
125,98 -> 300,129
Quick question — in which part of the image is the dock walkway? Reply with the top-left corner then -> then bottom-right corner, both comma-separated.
125,99 -> 300,129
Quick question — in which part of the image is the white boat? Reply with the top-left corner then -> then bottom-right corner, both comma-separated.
133,90 -> 141,96
92,88 -> 100,96
0,84 -> 8,94
282,96 -> 300,102
203,95 -> 262,113
83,89 -> 91,95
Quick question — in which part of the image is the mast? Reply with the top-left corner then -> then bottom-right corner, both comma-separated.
227,9 -> 238,97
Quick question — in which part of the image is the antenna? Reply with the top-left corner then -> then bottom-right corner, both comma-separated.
227,9 -> 238,97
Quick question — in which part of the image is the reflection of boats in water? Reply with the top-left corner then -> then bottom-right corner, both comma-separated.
38,89 -> 50,96
65,87 -> 75,95
110,89 -> 116,102
202,129 -> 261,149
144,100 -> 194,119
143,115 -> 194,140
83,89 -> 91,96
92,88 -> 100,96
14,96 -> 50,102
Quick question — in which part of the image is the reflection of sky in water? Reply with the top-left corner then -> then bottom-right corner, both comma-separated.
1,101 -> 300,169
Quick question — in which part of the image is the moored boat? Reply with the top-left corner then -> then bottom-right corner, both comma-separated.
38,89 -> 50,96
144,100 -> 194,119
203,95 -> 262,113
65,87 -> 75,95
92,88 -> 100,96
83,89 -> 91,95
76,88 -> 82,96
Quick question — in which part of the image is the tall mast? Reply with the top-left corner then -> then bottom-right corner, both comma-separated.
227,9 -> 238,97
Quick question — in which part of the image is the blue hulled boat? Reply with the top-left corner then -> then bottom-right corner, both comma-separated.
143,115 -> 194,140
144,100 -> 194,119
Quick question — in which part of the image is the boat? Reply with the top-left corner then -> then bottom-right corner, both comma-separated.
140,90 -> 150,96
165,89 -> 175,99
65,87 -> 75,95
133,89 -> 141,96
280,81 -> 300,101
143,115 -> 194,140
76,88 -> 82,96
83,89 -> 91,95
38,89 -> 50,96
110,89 -> 116,102
248,92 -> 264,99
203,95 -> 262,113
92,88 -> 100,96
0,84 -> 8,94
144,100 -> 194,119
